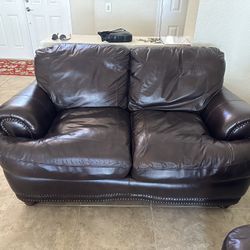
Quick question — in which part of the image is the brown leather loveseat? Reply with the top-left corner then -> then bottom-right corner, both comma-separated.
0,44 -> 250,207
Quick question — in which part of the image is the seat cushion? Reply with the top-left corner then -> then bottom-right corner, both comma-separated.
0,108 -> 131,180
131,110 -> 250,183
35,44 -> 130,110
129,46 -> 225,111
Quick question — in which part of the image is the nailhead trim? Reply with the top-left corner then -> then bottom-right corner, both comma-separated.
20,197 -> 230,207
16,192 -> 210,201
0,120 -> 10,135
0,117 -> 33,138
228,120 -> 250,139
17,192 -> 236,207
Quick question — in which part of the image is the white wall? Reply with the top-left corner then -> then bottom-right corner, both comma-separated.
194,0 -> 250,102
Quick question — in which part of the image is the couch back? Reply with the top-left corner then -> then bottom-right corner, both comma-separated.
129,46 -> 225,111
35,44 -> 130,110
35,44 -> 225,112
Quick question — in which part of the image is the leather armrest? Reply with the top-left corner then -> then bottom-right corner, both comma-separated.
0,81 -> 56,139
202,87 -> 250,140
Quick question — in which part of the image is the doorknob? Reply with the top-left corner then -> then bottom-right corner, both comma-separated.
26,7 -> 33,12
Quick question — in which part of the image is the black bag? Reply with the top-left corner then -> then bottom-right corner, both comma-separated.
98,28 -> 132,43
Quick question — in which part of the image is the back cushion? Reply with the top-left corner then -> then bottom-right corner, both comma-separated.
35,44 -> 130,109
129,46 -> 225,111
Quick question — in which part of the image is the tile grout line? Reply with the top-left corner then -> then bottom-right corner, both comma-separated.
0,78 -> 10,88
150,204 -> 158,250
227,207 -> 250,211
70,206 -> 81,250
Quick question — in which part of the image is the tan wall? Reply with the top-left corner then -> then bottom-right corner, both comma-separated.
70,0 -> 95,35
194,0 -> 250,102
70,0 -> 158,36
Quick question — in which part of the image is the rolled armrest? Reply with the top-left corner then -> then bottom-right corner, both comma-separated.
0,81 -> 56,139
202,87 -> 250,140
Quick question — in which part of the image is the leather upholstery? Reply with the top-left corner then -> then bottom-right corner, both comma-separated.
131,110 -> 250,182
202,88 -> 250,140
35,44 -> 130,110
0,45 -> 249,207
4,172 -> 248,207
0,82 -> 56,139
222,225 -> 250,250
0,107 -> 131,180
129,46 -> 225,111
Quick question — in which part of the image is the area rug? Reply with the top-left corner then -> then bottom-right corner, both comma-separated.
0,59 -> 35,76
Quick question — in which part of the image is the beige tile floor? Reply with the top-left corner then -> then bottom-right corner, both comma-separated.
0,75 -> 249,250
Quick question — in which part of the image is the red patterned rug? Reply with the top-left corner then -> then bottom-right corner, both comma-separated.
0,59 -> 35,76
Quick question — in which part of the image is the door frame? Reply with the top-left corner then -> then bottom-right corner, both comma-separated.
22,1 -> 33,58
155,0 -> 164,37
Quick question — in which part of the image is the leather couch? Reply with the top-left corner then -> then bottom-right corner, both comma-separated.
222,225 -> 250,250
0,44 -> 250,207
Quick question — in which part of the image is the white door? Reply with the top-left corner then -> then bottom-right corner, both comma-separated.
0,0 -> 33,59
0,0 -> 72,59
156,0 -> 188,37
24,0 -> 72,51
